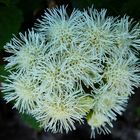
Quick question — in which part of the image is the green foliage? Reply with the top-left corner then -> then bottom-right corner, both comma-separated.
19,113 -> 42,131
0,6 -> 23,50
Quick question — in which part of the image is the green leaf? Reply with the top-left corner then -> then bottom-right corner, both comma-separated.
86,110 -> 93,121
19,113 -> 42,131
0,6 -> 23,50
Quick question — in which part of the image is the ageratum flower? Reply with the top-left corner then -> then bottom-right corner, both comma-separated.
33,55 -> 76,94
104,53 -> 140,95
4,30 -> 46,72
82,8 -> 115,58
93,88 -> 128,120
87,111 -> 113,138
64,42 -> 103,88
1,6 -> 140,138
35,6 -> 83,48
32,90 -> 93,133
1,72 -> 42,113
114,16 -> 140,52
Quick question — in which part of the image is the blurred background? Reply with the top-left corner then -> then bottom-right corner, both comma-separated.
0,0 -> 140,140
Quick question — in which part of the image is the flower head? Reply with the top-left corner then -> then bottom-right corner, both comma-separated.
87,111 -> 113,138
114,16 -> 140,52
104,53 -> 140,95
1,5 -> 140,138
93,88 -> 128,120
82,8 -> 115,58
4,30 -> 46,72
1,72 -> 41,113
32,90 -> 93,133
33,55 -> 76,94
35,6 -> 83,48
64,42 -> 103,88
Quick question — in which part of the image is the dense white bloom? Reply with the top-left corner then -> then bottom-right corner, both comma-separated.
35,42 -> 103,93
87,111 -> 113,138
33,55 -> 76,94
35,6 -> 83,47
104,53 -> 140,95
32,90 -> 93,133
1,73 -> 41,113
1,6 -> 140,138
4,30 -> 46,72
82,8 -> 115,58
93,88 -> 128,120
114,16 -> 140,52
64,42 -> 103,88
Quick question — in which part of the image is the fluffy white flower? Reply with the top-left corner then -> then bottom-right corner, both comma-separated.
4,30 -> 46,72
87,111 -> 113,138
93,88 -> 128,120
32,90 -> 93,133
82,8 -> 115,58
1,73 -> 41,113
64,42 -> 103,88
35,6 -> 83,47
1,6 -> 140,138
104,53 -> 140,95
33,55 -> 76,94
114,16 -> 140,52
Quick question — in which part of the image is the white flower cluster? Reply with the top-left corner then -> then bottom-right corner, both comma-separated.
1,6 -> 140,138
